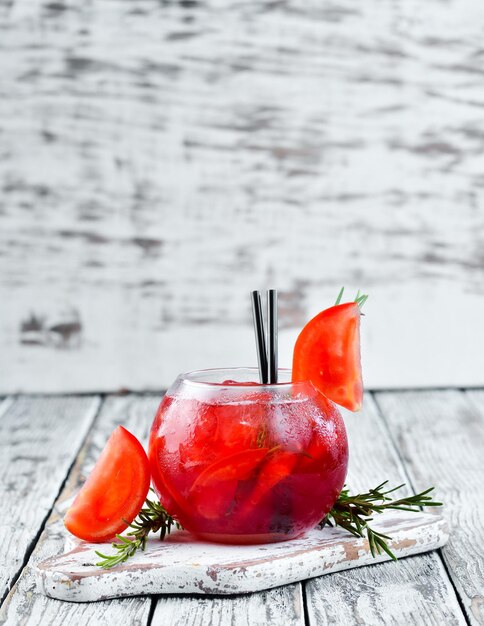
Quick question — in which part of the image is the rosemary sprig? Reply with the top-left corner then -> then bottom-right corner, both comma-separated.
321,481 -> 442,560
256,423 -> 268,448
95,493 -> 180,569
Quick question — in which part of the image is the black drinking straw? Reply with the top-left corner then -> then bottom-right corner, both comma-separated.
267,289 -> 278,383
251,290 -> 268,383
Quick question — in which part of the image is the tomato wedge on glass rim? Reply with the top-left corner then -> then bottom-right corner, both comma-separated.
64,426 -> 150,543
292,301 -> 363,412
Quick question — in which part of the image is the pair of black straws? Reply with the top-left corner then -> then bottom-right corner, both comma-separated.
251,289 -> 278,384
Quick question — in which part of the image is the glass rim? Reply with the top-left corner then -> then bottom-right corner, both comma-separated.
178,367 -> 308,389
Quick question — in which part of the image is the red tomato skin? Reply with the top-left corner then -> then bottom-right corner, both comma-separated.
64,426 -> 150,543
292,302 -> 363,412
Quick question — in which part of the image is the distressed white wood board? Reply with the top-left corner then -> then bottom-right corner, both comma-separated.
2,0 -> 484,394
35,510 -> 448,603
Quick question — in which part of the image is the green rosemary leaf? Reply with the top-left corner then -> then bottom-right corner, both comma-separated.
368,529 -> 377,557
372,481 -> 404,495
335,287 -> 345,305
374,534 -> 397,561
355,294 -> 368,309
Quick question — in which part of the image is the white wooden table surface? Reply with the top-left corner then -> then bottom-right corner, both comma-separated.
0,389 -> 482,626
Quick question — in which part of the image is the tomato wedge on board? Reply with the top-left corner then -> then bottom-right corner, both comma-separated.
64,426 -> 150,542
292,302 -> 363,411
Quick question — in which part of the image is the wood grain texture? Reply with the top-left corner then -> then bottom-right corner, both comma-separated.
2,0 -> 484,393
0,395 -> 100,605
0,395 -> 160,626
306,553 -> 467,626
151,584 -> 304,626
304,394 -> 467,626
375,390 -> 484,626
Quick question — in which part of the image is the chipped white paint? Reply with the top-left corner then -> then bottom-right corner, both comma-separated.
0,395 -> 100,604
305,554 -> 467,626
2,0 -> 484,393
35,511 -> 448,602
376,390 -> 484,626
151,584 -> 305,626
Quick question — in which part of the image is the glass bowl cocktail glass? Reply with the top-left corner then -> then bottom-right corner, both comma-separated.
149,368 -> 348,544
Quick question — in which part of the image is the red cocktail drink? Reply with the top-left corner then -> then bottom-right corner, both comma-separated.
149,368 -> 348,544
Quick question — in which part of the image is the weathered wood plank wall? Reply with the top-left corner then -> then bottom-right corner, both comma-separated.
1,0 -> 484,392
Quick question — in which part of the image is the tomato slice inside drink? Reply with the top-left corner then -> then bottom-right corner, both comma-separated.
292,302 -> 363,411
238,450 -> 299,517
189,448 -> 269,519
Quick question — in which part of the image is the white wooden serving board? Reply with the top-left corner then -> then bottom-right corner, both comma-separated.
35,510 -> 448,603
